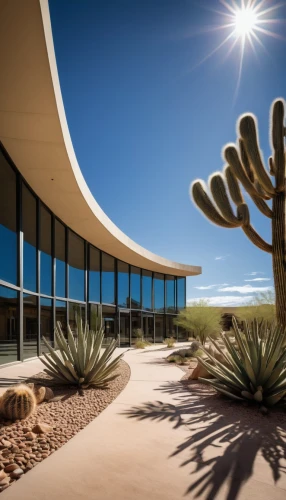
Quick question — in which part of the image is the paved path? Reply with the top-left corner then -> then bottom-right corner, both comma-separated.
1,347 -> 286,500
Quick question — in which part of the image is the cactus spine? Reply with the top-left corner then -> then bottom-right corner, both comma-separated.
191,98 -> 286,327
0,385 -> 36,420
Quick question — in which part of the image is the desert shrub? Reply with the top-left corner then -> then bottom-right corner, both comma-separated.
163,337 -> 176,348
134,340 -> 151,349
174,300 -> 221,345
198,318 -> 286,406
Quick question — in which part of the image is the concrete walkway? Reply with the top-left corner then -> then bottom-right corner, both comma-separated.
1,347 -> 286,500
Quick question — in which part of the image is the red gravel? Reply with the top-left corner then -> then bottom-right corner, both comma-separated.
0,360 -> 130,492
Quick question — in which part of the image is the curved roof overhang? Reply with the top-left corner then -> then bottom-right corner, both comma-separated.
0,0 -> 201,277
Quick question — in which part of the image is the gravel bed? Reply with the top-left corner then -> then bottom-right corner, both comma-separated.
0,360 -> 130,492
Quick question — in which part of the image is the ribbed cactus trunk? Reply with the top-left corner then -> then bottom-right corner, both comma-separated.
272,193 -> 286,327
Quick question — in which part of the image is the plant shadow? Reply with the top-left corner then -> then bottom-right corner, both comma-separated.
122,379 -> 286,499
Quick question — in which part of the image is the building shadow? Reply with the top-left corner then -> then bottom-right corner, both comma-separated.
122,380 -> 286,499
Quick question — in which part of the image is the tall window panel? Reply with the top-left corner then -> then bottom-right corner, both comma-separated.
142,270 -> 152,311
69,302 -> 86,334
117,261 -> 129,308
155,314 -> 164,343
90,303 -> 102,331
40,205 -> 52,296
56,300 -> 67,336
130,266 -> 141,309
68,230 -> 85,301
102,253 -> 115,305
40,298 -> 53,352
177,277 -> 186,310
0,286 -> 18,364
154,273 -> 164,313
89,246 -> 100,303
166,276 -> 175,313
22,185 -> 37,292
0,152 -> 17,285
102,305 -> 116,344
55,220 -> 66,298
23,293 -> 38,359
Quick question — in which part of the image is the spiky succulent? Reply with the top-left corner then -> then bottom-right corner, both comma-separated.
41,321 -> 123,388
198,318 -> 286,406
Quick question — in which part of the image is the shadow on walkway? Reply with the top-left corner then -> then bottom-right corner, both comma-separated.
122,380 -> 286,499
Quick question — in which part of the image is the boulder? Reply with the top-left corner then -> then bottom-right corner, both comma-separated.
190,362 -> 213,380
32,423 -> 53,434
44,387 -> 54,402
34,386 -> 46,404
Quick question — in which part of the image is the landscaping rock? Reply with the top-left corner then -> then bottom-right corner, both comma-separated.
10,468 -> 24,479
32,423 -> 53,434
4,464 -> 18,473
44,387 -> 54,402
0,470 -> 7,481
24,432 -> 37,440
34,386 -> 46,404
190,362 -> 213,380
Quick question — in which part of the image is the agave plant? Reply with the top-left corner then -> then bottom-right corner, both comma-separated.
41,321 -> 123,388
197,318 -> 286,406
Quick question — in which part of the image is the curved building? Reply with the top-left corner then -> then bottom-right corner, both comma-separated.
0,0 -> 201,364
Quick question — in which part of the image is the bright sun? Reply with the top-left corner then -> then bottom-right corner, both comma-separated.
235,7 -> 257,36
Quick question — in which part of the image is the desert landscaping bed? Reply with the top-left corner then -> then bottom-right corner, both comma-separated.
0,360 -> 130,493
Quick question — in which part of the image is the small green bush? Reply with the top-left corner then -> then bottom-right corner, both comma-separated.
134,340 -> 151,349
164,337 -> 176,348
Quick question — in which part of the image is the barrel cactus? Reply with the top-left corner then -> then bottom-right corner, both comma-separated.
41,320 -> 123,388
191,99 -> 286,327
198,318 -> 286,406
0,385 -> 36,420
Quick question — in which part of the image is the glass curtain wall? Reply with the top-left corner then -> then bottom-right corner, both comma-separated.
55,220 -> 66,298
117,261 -> 129,308
22,185 -> 37,292
0,286 -> 18,364
68,231 -> 85,301
154,273 -> 164,313
0,153 -> 17,285
40,298 -> 53,351
142,270 -> 152,311
40,205 -> 52,296
130,266 -> 141,309
89,246 -> 100,303
23,293 -> 38,359
102,253 -> 115,305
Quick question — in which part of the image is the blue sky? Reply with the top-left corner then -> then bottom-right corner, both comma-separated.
49,0 -> 285,307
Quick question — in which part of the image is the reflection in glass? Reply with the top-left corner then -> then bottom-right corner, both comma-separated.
89,246 -> 100,302
155,314 -> 164,343
40,298 -> 53,352
102,253 -> 115,305
166,276 -> 175,312
177,277 -> 186,310
118,261 -> 129,308
0,286 -> 18,364
142,270 -> 152,311
154,273 -> 164,313
131,266 -> 141,309
131,311 -> 141,345
56,300 -> 67,336
102,305 -> 116,344
40,205 -> 52,296
23,293 -> 38,359
119,310 -> 130,346
166,315 -> 176,339
55,220 -> 66,298
23,185 -> 37,292
142,314 -> 154,343
0,152 -> 17,285
68,231 -> 85,301
90,303 -> 102,331
69,302 -> 86,335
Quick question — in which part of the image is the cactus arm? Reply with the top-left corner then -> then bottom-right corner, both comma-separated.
272,100 -> 285,192
268,157 -> 276,176
210,174 -> 241,225
239,115 -> 276,196
239,138 -> 254,183
242,224 -> 272,253
191,181 -> 238,228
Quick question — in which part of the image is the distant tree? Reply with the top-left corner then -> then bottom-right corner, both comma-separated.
237,290 -> 275,323
174,299 -> 222,345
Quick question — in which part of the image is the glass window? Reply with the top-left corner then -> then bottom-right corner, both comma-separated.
131,311 -> 141,345
102,305 -> 116,344
142,270 -> 152,311
55,220 -> 66,298
166,276 -> 175,312
90,303 -> 102,331
119,310 -> 130,346
23,185 -> 37,292
102,253 -> 115,305
40,205 -> 52,296
69,302 -> 86,335
142,314 -> 154,343
0,286 -> 18,364
68,230 -> 85,301
177,277 -> 186,310
56,300 -> 67,336
40,298 -> 53,352
118,261 -> 129,308
155,314 -> 164,343
89,246 -> 100,302
130,266 -> 141,309
0,153 -> 17,285
166,315 -> 176,339
154,273 -> 164,313
23,293 -> 38,359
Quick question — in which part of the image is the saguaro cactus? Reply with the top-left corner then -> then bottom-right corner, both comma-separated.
191,99 -> 286,327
